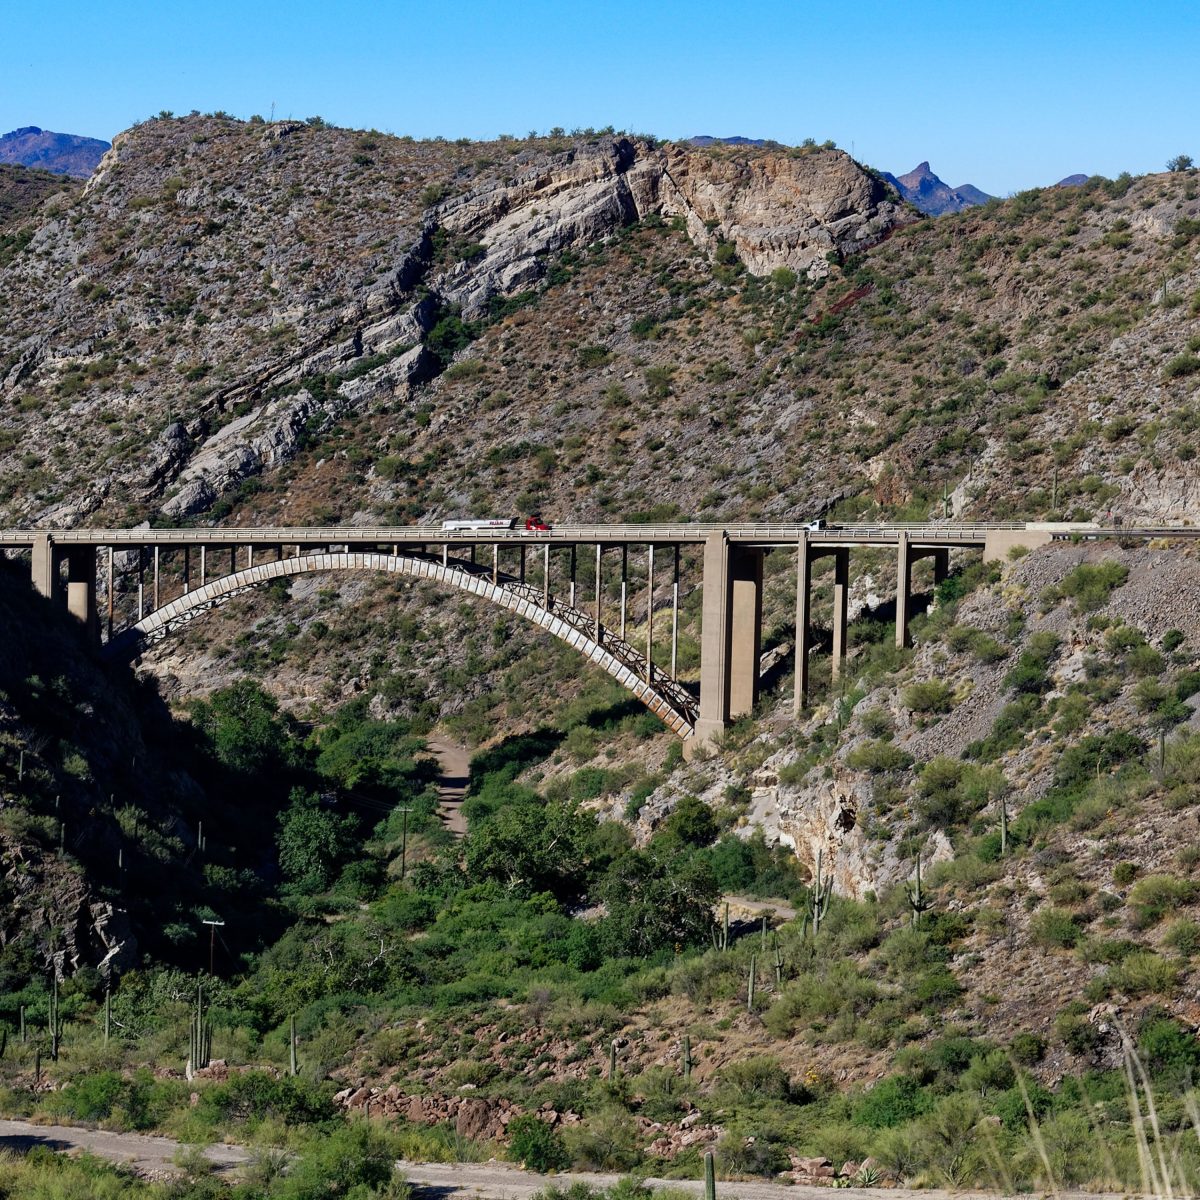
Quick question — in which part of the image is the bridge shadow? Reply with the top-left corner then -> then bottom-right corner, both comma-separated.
0,1131 -> 74,1156
467,727 -> 564,792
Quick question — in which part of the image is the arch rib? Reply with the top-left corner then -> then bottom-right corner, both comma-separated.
106,552 -> 697,739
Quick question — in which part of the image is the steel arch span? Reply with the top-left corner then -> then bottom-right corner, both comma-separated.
106,551 -> 698,740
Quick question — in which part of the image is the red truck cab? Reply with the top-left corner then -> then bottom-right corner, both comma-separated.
524,515 -> 551,531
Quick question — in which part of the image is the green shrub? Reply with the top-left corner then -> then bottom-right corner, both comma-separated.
846,739 -> 913,774
1042,562 -> 1129,612
902,680 -> 953,714
853,1074 -> 933,1128
1164,353 -> 1200,379
508,1113 -> 571,1172
1010,1032 -> 1046,1065
1165,918 -> 1200,956
1128,873 -> 1196,924
1029,907 -> 1080,949
1105,950 -> 1178,996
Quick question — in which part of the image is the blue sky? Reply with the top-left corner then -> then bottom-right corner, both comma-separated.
4,0 -> 1198,193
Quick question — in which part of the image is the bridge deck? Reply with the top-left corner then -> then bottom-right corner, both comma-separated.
0,521 -> 1190,551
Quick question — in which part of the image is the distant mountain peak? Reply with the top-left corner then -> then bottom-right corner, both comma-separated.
0,126 -> 110,178
883,161 -> 992,216
688,135 -> 768,147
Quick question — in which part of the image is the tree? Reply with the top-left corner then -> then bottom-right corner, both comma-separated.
277,789 -> 358,893
600,849 -> 718,957
191,679 -> 300,778
464,797 -> 596,901
1168,154 -> 1195,173
659,796 -> 717,848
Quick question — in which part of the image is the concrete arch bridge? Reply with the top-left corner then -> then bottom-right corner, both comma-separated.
2,521 -> 1139,752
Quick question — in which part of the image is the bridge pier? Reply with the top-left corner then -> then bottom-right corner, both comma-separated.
692,533 -> 763,754
66,547 -> 98,638
896,540 -> 950,648
31,533 -> 57,601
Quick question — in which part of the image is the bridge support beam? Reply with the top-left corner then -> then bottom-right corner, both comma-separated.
794,540 -> 852,711
898,543 -> 952,649
65,546 -> 99,640
31,533 -> 58,601
692,534 -> 763,754
830,548 -> 850,683
896,534 -> 912,648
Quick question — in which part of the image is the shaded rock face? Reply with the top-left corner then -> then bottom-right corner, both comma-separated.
0,126 -> 110,178
1,839 -> 136,976
882,161 -> 993,215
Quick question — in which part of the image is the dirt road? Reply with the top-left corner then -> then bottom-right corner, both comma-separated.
0,1118 -> 1130,1200
425,736 -> 470,836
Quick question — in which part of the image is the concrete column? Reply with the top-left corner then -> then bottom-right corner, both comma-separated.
619,546 -> 628,641
65,546 -> 98,640
694,532 -> 733,748
594,544 -> 603,643
793,534 -> 811,716
729,546 -> 763,718
106,547 -> 114,641
831,548 -> 850,681
671,546 -> 680,679
896,533 -> 912,649
31,533 -> 57,601
542,545 -> 550,609
932,548 -> 950,586
645,545 -> 655,681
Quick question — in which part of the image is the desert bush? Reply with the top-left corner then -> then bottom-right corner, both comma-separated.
902,680 -> 953,714
1030,907 -> 1081,949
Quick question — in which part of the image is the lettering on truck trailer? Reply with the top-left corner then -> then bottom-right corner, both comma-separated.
440,519 -> 516,531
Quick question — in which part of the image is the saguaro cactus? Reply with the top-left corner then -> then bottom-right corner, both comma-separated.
289,1015 -> 299,1078
608,1039 -> 618,1080
49,974 -> 61,1062
772,932 -> 785,987
682,1034 -> 692,1083
906,854 -> 931,927
747,954 -> 757,1013
807,849 -> 833,936
189,983 -> 212,1074
705,1150 -> 717,1200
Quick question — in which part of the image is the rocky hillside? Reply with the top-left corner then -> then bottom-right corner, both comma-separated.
0,126 -> 110,177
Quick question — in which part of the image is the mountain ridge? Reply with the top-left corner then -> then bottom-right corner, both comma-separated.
0,125 -> 110,177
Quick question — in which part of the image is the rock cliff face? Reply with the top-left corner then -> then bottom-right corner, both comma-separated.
0,120 -> 904,527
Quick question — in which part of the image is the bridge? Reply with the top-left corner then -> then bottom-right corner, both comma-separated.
2,521 -> 1187,753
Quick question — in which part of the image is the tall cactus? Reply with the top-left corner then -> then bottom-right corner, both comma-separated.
608,1039 -> 618,1080
711,902 -> 730,952
103,987 -> 111,1046
682,1034 -> 692,1083
189,983 -> 212,1075
747,954 -> 757,1013
772,932 -> 785,987
906,854 -> 931,927
999,793 -> 1008,857
289,1015 -> 299,1078
704,1150 -> 717,1200
807,849 -> 833,937
49,973 -> 61,1062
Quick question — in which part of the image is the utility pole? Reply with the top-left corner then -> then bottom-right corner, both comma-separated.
201,918 -> 225,976
398,807 -> 414,880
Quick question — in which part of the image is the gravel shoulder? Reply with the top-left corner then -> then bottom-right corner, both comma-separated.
0,1118 -> 1134,1200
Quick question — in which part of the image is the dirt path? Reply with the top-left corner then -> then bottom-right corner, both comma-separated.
0,1118 -> 251,1175
722,895 -> 797,921
0,1118 -> 1132,1200
426,736 -> 470,837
